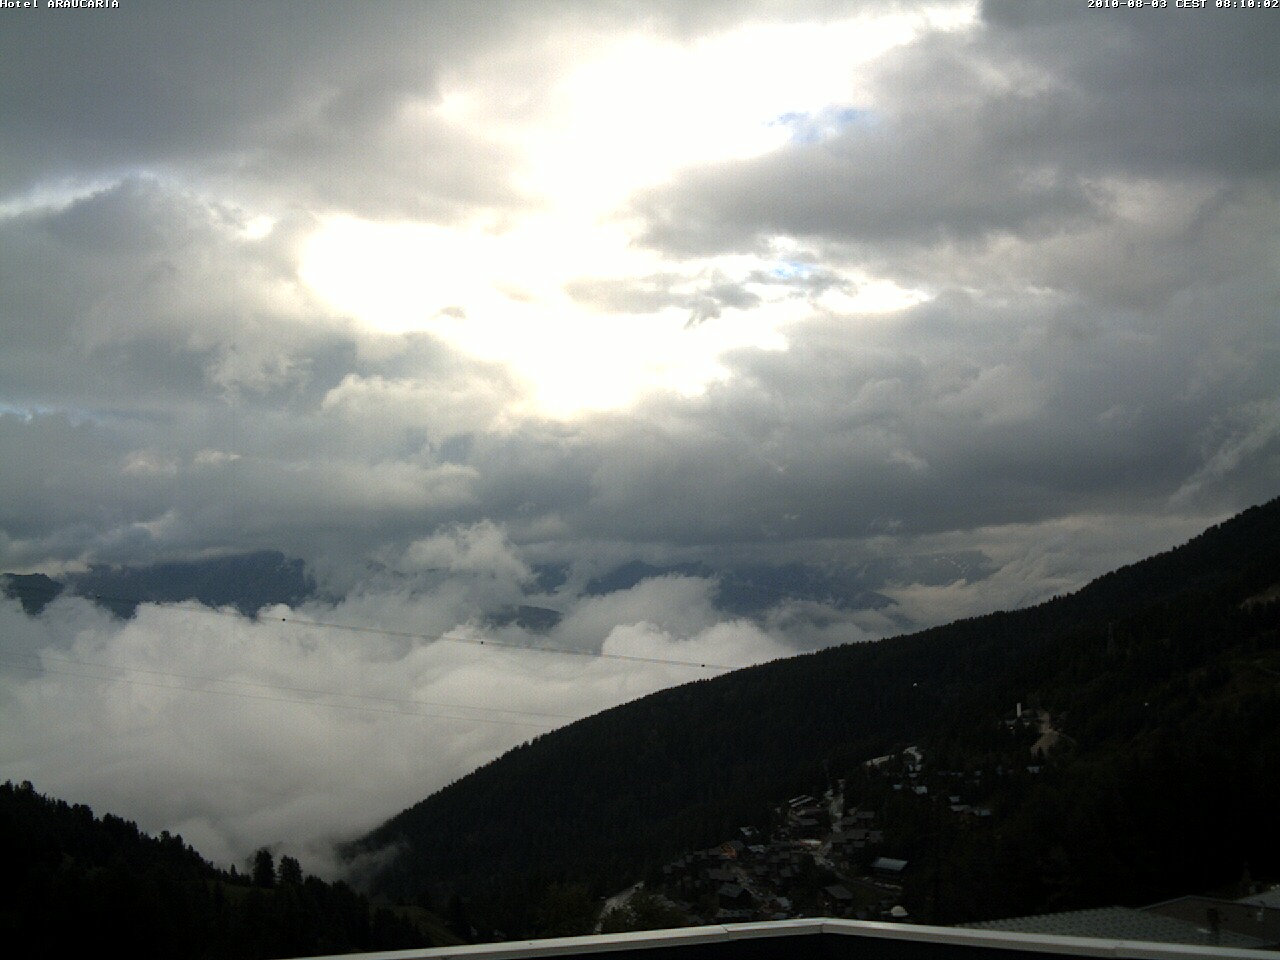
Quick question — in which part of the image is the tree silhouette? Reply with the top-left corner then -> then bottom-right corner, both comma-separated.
279,854 -> 304,886
252,848 -> 276,889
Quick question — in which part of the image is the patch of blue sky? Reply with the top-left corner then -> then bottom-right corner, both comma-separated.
771,261 -> 814,281
769,106 -> 867,144
0,402 -> 106,426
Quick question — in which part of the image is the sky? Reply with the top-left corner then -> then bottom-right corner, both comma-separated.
1,0 -> 1277,875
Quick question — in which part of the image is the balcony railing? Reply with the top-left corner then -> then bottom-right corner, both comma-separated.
302,917 -> 1280,960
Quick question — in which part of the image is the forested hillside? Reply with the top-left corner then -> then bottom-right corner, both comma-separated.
354,497 -> 1280,935
0,781 -> 451,959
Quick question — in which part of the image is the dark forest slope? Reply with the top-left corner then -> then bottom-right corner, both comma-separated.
0,781 -> 447,958
355,497 -> 1280,929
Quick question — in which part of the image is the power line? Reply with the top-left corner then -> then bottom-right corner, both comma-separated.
0,654 -> 563,729
273,615 -> 730,671
0,649 -> 580,721
0,578 -> 738,731
1,579 -> 734,672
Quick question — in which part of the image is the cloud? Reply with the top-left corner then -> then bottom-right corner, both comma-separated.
397,521 -> 534,603
634,4 -> 1280,258
1173,398 -> 1280,508
555,576 -> 724,648
320,371 -> 518,447
0,569 -> 787,872
0,178 -> 340,409
600,618 -> 787,672
0,2 -> 544,218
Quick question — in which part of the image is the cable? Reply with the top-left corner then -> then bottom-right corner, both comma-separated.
0,655 -> 562,729
274,615 -> 729,671
0,650 -> 580,721
1,578 -> 733,672
1,577 -> 738,733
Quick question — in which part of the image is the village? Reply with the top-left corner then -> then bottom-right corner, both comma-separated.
600,709 -> 1055,932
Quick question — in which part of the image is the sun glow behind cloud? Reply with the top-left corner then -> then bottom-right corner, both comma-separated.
296,10 -> 966,416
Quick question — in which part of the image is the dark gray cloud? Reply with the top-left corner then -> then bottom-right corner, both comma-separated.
637,115 -> 1101,253
0,176 -> 534,572
0,0 -> 878,217
979,0 -> 1280,178
635,3 -> 1280,255
2,4 -> 480,203
2,2 -> 660,229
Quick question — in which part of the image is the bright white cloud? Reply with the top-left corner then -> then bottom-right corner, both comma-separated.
0,573 -> 790,871
294,8 -> 971,416
401,520 -> 532,582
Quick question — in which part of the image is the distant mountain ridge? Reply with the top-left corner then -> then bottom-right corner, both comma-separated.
582,559 -> 893,614
352,497 -> 1280,934
2,551 -> 315,617
579,553 -> 996,616
3,552 -> 985,622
